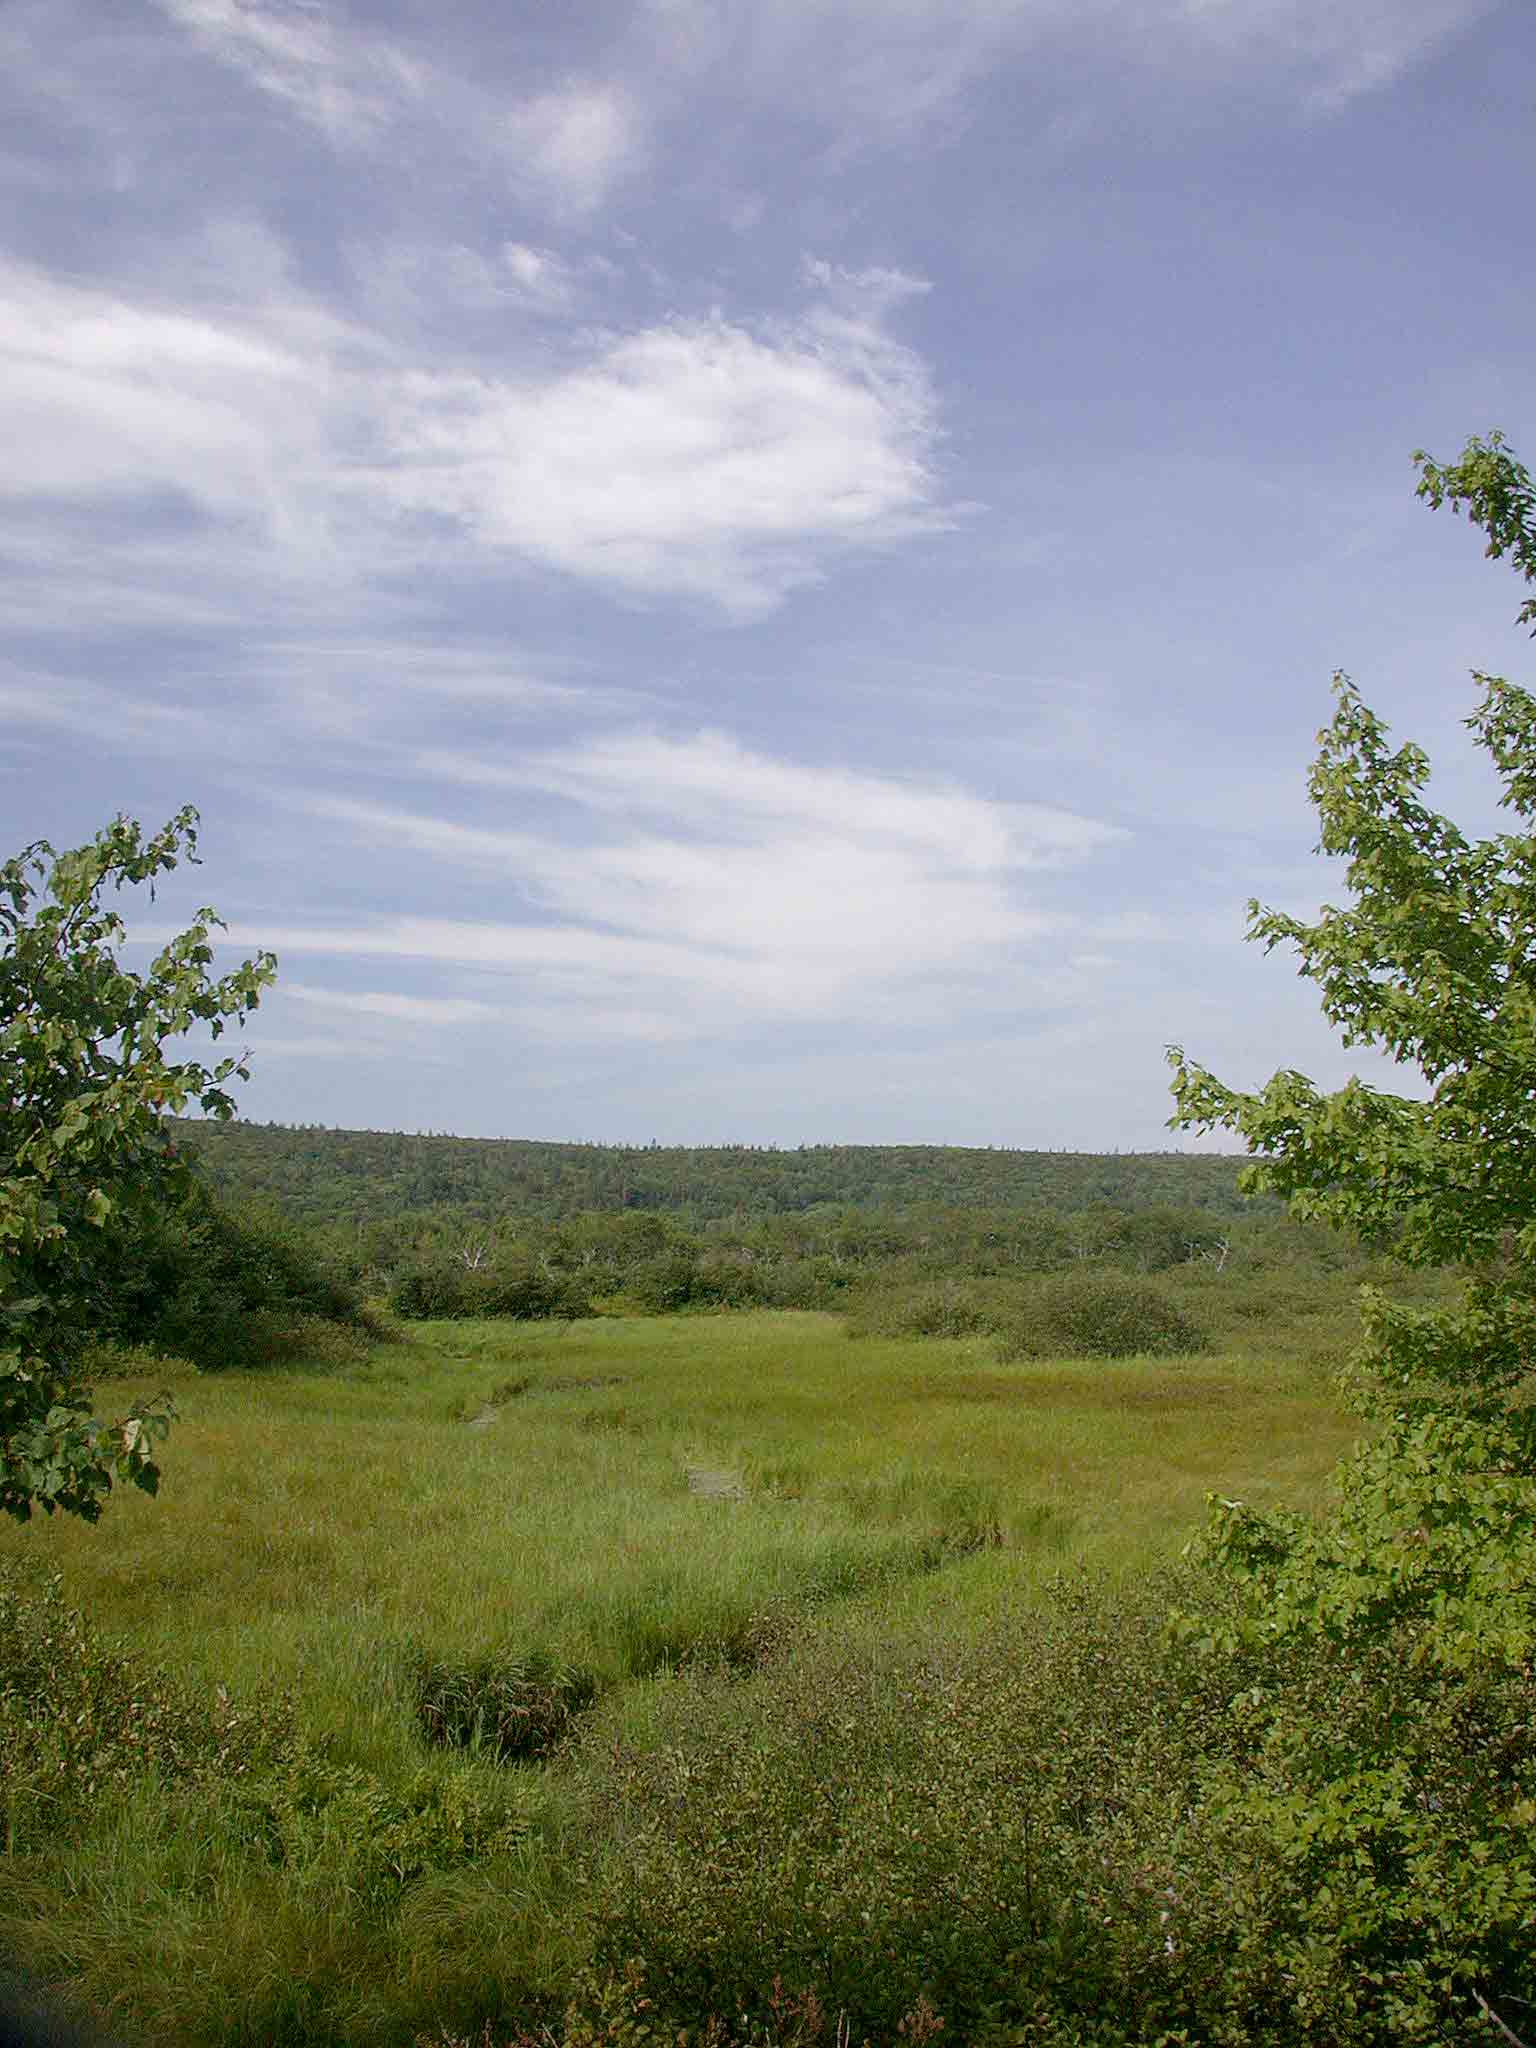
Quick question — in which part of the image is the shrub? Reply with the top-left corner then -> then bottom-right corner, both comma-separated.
389,1256 -> 592,1322
75,1337 -> 199,1382
558,1567 -> 1535,2048
844,1280 -> 1001,1341
389,1256 -> 474,1319
571,1574 -> 1267,2046
755,1257 -> 850,1310
621,1252 -> 702,1313
689,1255 -> 767,1309
0,1566 -> 298,1850
87,1192 -> 373,1369
994,1272 -> 1207,1360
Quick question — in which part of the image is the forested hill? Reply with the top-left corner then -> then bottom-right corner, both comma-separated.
174,1121 -> 1259,1225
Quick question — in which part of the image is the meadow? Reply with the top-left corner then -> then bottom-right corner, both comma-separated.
0,1268 -> 1410,2048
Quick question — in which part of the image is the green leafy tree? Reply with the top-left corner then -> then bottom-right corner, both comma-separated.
1168,431 -> 1536,1665
1,808 -> 275,1520
1165,435 -> 1536,2038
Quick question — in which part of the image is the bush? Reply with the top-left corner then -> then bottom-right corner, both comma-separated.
555,1568 -> 1535,2048
75,1337 -> 200,1382
690,1254 -> 767,1309
621,1253 -> 703,1313
994,1272 -> 1207,1360
0,1566 -> 298,1850
755,1257 -> 850,1310
388,1256 -> 592,1322
571,1574 -> 1263,2046
82,1191 -> 373,1369
844,1280 -> 1001,1341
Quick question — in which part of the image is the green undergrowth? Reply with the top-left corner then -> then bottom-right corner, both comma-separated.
6,1560 -> 1528,2047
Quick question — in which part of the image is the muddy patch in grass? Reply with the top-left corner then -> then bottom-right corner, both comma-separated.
458,1374 -> 630,1425
687,1466 -> 746,1501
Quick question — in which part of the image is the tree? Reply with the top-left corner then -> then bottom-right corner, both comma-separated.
1167,431 -> 1536,1666
1164,436 -> 1536,2039
1,808 -> 275,1521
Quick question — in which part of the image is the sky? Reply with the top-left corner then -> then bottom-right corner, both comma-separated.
3,0 -> 1534,1150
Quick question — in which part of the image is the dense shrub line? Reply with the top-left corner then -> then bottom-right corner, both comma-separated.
74,1186 -> 378,1370
377,1208 -> 1377,1339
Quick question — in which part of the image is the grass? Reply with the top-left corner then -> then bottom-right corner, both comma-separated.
0,1310 -> 1362,1747
0,1299 -> 1380,2044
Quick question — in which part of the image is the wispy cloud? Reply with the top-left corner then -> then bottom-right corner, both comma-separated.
286,983 -> 498,1027
641,0 -> 1494,144
154,0 -> 423,145
0,252 -> 947,621
1172,0 -> 1499,113
420,729 -> 1108,866
248,732 -> 1120,1047
150,2 -> 644,214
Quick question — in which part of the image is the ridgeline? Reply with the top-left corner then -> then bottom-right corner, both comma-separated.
174,1120 -> 1259,1226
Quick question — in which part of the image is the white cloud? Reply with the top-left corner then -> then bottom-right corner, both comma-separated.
286,983 -> 498,1026
1172,0 -> 1498,112
259,732 -> 1119,1045
155,0 -> 422,144
801,258 -> 933,318
0,248 -> 946,620
499,242 -> 579,311
369,310 -> 946,613
502,83 -> 641,213
153,5 -> 639,215
0,662 -> 227,747
641,0 -> 1494,141
0,256 -> 351,553
422,729 -> 1111,866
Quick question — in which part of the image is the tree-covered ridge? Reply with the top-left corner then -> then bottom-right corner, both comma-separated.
173,1120 -> 1259,1225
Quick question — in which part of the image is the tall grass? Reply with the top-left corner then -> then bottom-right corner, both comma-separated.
0,1303 -> 1381,2044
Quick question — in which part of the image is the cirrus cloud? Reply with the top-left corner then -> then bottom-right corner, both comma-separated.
0,251 -> 946,621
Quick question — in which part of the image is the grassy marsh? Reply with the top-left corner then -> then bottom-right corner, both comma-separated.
0,1300 -> 1384,2044
0,1310 -> 1361,1743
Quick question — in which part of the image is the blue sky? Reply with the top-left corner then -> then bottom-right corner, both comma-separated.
4,0 -> 1534,1147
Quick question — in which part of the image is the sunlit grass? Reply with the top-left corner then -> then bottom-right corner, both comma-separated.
0,1309 -> 1362,1762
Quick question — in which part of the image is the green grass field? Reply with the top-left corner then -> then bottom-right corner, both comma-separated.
0,1310 -> 1362,1751
0,1302 -> 1379,2046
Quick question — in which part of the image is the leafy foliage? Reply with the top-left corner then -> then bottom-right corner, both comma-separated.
1167,430 -> 1536,1667
566,1572 -> 1534,2048
1164,433 -> 1536,2043
1,809 -> 274,1520
79,1187 -> 371,1369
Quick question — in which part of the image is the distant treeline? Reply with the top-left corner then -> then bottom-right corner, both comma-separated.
173,1121 -> 1265,1227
